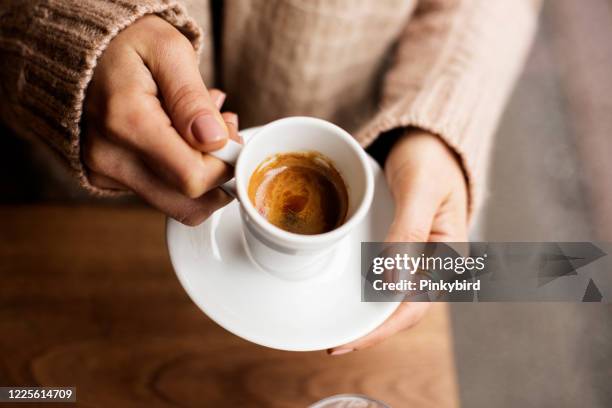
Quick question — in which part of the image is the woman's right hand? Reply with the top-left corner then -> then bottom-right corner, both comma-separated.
82,15 -> 240,226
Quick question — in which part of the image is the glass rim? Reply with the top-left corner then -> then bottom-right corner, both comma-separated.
308,393 -> 391,408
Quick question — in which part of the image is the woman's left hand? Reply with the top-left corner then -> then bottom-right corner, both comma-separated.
329,129 -> 469,355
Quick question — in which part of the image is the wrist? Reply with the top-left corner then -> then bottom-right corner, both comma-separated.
384,128 -> 468,204
385,129 -> 447,183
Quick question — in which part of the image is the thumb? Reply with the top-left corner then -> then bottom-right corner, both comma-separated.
386,187 -> 438,243
141,29 -> 228,152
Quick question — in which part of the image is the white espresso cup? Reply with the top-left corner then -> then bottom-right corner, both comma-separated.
208,116 -> 374,280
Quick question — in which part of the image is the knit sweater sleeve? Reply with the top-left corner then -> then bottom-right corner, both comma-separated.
0,0 -> 202,195
356,0 -> 541,218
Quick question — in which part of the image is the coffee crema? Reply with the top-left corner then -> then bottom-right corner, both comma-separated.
248,152 -> 349,235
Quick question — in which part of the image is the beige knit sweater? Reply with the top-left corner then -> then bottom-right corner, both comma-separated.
0,0 -> 539,215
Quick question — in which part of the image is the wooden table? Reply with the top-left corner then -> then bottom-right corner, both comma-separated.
0,205 -> 459,407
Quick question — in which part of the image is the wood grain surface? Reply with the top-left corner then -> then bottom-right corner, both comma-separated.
0,205 -> 459,408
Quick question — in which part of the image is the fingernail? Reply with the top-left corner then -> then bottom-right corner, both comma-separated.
225,112 -> 238,128
192,115 -> 226,145
212,92 -> 226,109
329,348 -> 354,356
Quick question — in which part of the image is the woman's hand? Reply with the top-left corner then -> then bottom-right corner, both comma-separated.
82,15 -> 240,226
329,129 -> 469,355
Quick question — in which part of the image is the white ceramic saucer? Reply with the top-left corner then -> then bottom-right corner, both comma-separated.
166,127 -> 400,351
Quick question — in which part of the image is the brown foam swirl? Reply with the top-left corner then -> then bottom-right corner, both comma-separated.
248,152 -> 348,235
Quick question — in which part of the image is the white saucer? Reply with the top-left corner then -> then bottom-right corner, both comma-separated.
166,127 -> 400,351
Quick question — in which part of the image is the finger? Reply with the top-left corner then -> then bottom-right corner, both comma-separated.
85,20 -> 232,198
327,181 -> 439,356
135,21 -> 229,152
100,94 -> 232,198
386,182 -> 439,242
429,195 -> 469,243
88,172 -> 128,190
222,111 -> 238,129
83,134 -> 232,226
209,88 -> 227,110
328,302 -> 431,355
221,112 -> 242,143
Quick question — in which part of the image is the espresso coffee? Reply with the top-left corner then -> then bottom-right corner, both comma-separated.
248,152 -> 349,235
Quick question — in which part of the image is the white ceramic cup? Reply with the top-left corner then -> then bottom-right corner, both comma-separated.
209,116 -> 374,280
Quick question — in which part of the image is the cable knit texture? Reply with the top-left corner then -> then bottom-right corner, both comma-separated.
0,0 -> 539,215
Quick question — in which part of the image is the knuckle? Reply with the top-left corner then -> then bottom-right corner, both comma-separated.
156,21 -> 188,44
103,94 -> 145,143
177,166 -> 208,199
123,105 -> 148,132
168,84 -> 210,120
153,29 -> 194,65
172,31 -> 194,52
139,15 -> 184,42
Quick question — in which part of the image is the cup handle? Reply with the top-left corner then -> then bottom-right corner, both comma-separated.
207,137 -> 244,198
208,138 -> 243,167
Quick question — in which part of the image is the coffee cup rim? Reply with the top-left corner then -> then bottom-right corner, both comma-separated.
235,116 -> 374,247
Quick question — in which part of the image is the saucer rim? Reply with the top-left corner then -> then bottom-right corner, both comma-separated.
166,215 -> 400,351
